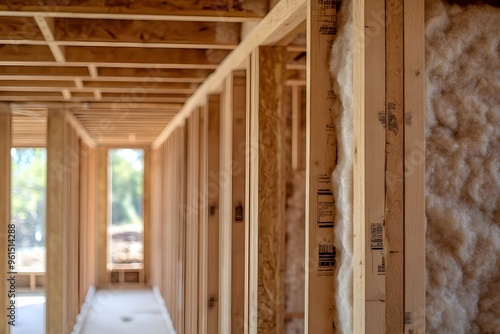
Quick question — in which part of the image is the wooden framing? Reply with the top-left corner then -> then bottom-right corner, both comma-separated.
219,75 -> 234,334
404,1 -> 426,332
362,0 -> 386,332
0,1 -> 428,333
153,0 -> 307,148
185,108 -> 200,334
95,146 -> 108,287
206,95 -> 221,334
197,102 -> 209,334
304,1 -> 337,332
248,46 -> 287,333
0,104 -> 11,334
385,1 -> 405,332
46,108 -> 67,334
143,148 -> 151,285
231,71 -> 247,333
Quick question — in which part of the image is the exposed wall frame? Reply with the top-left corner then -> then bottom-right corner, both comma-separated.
147,0 -> 427,332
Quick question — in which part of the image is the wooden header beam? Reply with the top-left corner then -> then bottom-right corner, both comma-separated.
0,7 -> 262,23
152,0 -> 307,148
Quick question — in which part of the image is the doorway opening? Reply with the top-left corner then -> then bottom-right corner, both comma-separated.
11,148 -> 47,334
107,149 -> 145,285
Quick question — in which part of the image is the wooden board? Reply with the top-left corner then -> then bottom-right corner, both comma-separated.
185,108 -> 200,334
385,1 -> 405,332
219,75 -> 233,334
404,0 -> 426,332
198,102 -> 209,334
305,1 -> 337,332
363,0 -> 387,332
95,146 -> 108,287
46,108 -> 67,334
231,72 -> 247,333
143,148 -> 151,284
258,46 -> 287,333
0,104 -> 11,334
206,95 -> 221,334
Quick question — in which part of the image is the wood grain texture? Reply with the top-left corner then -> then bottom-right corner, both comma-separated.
198,103 -> 209,334
353,1 -> 366,332
185,108 -> 200,334
231,73 -> 247,333
95,146 -> 108,287
206,95 -> 221,334
363,0 -> 387,332
256,46 -> 286,334
143,148 -> 151,284
404,0 -> 425,332
305,0 -> 337,331
385,0 -> 405,332
46,109 -> 67,334
219,75 -> 233,334
0,105 -> 11,334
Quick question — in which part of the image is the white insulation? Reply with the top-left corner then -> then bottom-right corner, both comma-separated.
425,1 -> 500,333
330,1 -> 354,333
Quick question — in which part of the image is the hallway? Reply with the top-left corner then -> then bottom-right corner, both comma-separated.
78,289 -> 175,334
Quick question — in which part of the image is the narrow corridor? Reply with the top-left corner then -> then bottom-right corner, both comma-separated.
78,289 -> 175,334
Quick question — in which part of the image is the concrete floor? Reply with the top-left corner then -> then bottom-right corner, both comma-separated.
9,289 -> 175,334
80,289 -> 175,334
11,292 -> 45,334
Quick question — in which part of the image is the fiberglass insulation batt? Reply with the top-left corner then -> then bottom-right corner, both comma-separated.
425,1 -> 500,333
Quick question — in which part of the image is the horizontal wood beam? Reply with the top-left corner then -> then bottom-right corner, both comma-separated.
0,6 -> 262,23
53,19 -> 239,49
10,102 -> 183,110
65,110 -> 96,148
153,0 -> 307,148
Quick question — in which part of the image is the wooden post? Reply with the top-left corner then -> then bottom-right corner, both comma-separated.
404,0 -> 425,332
185,108 -> 200,334
198,102 -> 209,334
249,45 -> 287,333
46,108 -> 67,334
385,0 -> 405,332
143,148 -> 151,285
95,146 -> 108,287
305,0 -> 337,332
363,0 -> 387,332
206,95 -> 221,334
291,85 -> 303,171
0,104 -> 11,334
219,75 -> 233,334
231,70 -> 247,333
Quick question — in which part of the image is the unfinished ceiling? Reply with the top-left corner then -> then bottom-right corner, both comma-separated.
0,1 -> 305,145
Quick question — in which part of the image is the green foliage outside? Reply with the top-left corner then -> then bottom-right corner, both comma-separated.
110,149 -> 144,226
11,148 -> 46,249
